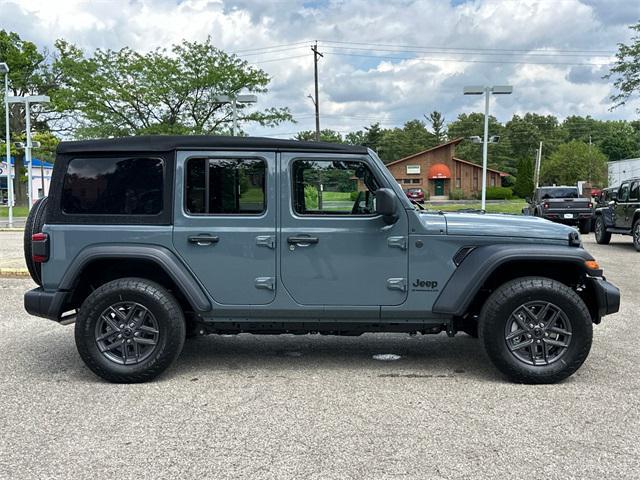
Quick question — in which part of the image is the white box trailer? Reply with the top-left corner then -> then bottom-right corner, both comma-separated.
608,158 -> 640,188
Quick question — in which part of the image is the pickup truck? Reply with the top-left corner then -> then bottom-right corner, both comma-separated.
523,186 -> 593,233
23,136 -> 619,384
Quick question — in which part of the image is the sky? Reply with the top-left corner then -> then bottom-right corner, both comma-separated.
1,0 -> 639,138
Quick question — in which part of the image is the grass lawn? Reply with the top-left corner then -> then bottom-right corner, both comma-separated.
240,187 -> 265,203
321,191 -> 352,201
423,199 -> 527,215
0,206 -> 30,218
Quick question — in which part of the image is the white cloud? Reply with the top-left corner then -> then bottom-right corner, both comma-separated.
0,0 -> 637,138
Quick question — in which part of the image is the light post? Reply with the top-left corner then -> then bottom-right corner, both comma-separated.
463,85 -> 513,210
6,94 -> 50,210
212,94 -> 258,136
1,62 -> 11,225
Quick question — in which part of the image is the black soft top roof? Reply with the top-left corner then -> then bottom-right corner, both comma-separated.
57,135 -> 369,155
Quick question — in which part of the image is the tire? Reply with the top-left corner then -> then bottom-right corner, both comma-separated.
633,219 -> 640,252
579,219 -> 591,234
479,277 -> 592,384
23,196 -> 49,285
75,278 -> 186,383
594,215 -> 611,245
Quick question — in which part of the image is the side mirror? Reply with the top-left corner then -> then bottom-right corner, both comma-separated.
376,188 -> 398,225
608,200 -> 616,206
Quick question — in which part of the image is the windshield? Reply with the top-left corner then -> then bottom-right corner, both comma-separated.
540,188 -> 579,199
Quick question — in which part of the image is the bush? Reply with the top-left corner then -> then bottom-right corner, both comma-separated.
304,185 -> 318,209
485,186 -> 513,200
449,188 -> 466,200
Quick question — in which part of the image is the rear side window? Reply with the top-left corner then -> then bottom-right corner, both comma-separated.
185,158 -> 266,215
62,157 -> 164,215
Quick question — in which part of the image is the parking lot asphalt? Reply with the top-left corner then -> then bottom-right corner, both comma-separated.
0,234 -> 638,480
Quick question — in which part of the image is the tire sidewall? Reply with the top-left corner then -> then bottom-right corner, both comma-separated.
595,216 -> 609,244
480,278 -> 592,382
633,220 -> 640,252
75,280 -> 185,382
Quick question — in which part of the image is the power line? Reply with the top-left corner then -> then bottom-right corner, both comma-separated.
324,51 -> 612,67
318,39 -> 616,55
251,54 -> 309,65
233,41 -> 311,54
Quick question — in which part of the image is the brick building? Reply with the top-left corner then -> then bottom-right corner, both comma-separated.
384,138 -> 505,199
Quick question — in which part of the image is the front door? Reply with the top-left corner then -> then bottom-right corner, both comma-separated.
615,182 -> 631,229
279,153 -> 409,306
434,179 -> 445,196
173,151 -> 276,305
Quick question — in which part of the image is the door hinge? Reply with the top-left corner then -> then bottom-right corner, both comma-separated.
386,278 -> 407,292
254,277 -> 275,291
255,235 -> 275,249
387,236 -> 407,250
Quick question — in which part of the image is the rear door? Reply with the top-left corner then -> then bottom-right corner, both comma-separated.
173,151 -> 276,305
279,152 -> 409,306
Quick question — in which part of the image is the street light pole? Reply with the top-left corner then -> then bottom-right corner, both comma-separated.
481,87 -> 490,211
1,62 -> 11,225
7,94 -> 50,210
213,94 -> 257,136
463,85 -> 513,210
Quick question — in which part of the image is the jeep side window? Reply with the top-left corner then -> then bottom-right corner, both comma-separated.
292,160 -> 379,216
619,183 -> 630,202
629,181 -> 639,202
185,158 -> 266,215
61,157 -> 164,215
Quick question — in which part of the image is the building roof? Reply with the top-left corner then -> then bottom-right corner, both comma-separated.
452,157 -> 506,176
385,138 -> 464,167
57,135 -> 368,155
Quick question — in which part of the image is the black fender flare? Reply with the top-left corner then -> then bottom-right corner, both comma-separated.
60,244 -> 211,312
432,244 -> 595,316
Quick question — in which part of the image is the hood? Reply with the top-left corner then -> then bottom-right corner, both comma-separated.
440,212 -> 577,241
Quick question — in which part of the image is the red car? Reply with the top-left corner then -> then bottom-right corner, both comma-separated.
405,187 -> 425,203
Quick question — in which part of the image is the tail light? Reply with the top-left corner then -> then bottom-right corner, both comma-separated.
32,232 -> 49,263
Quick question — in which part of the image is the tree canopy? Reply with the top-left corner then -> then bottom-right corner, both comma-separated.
51,38 -> 292,138
607,21 -> 640,112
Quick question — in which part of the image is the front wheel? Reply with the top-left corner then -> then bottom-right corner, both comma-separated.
594,216 -> 611,244
579,219 -> 591,234
479,277 -> 592,384
75,278 -> 186,383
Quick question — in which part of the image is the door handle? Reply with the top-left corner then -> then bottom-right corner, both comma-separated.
188,235 -> 219,246
287,235 -> 319,246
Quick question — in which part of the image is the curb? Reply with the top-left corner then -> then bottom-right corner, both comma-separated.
0,228 -> 24,232
0,268 -> 30,278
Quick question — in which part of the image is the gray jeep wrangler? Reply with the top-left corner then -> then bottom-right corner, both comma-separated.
24,136 -> 620,384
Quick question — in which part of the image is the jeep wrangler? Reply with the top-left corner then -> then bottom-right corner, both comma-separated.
24,136 -> 620,384
594,178 -> 640,251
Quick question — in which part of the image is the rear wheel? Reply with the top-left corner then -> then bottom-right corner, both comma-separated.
594,216 -> 611,245
479,277 -> 592,384
579,219 -> 591,234
633,219 -> 640,252
23,196 -> 49,285
75,278 -> 186,383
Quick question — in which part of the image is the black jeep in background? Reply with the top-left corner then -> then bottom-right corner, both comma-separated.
594,178 -> 640,251
523,186 -> 593,234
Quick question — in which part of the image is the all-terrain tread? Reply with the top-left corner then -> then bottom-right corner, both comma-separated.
594,215 -> 611,245
23,196 -> 49,285
479,276 -> 592,384
75,277 -> 185,383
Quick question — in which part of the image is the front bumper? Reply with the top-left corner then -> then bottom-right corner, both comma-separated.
588,276 -> 620,320
24,288 -> 71,322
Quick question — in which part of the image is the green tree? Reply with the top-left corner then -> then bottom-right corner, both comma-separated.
295,129 -> 343,143
0,30 -> 52,205
52,37 -> 292,138
426,111 -> 446,143
377,119 -> 436,163
606,21 -> 640,112
540,141 -> 608,187
513,157 -> 535,198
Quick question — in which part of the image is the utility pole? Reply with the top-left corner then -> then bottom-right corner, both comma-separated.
534,141 -> 542,188
311,41 -> 323,142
